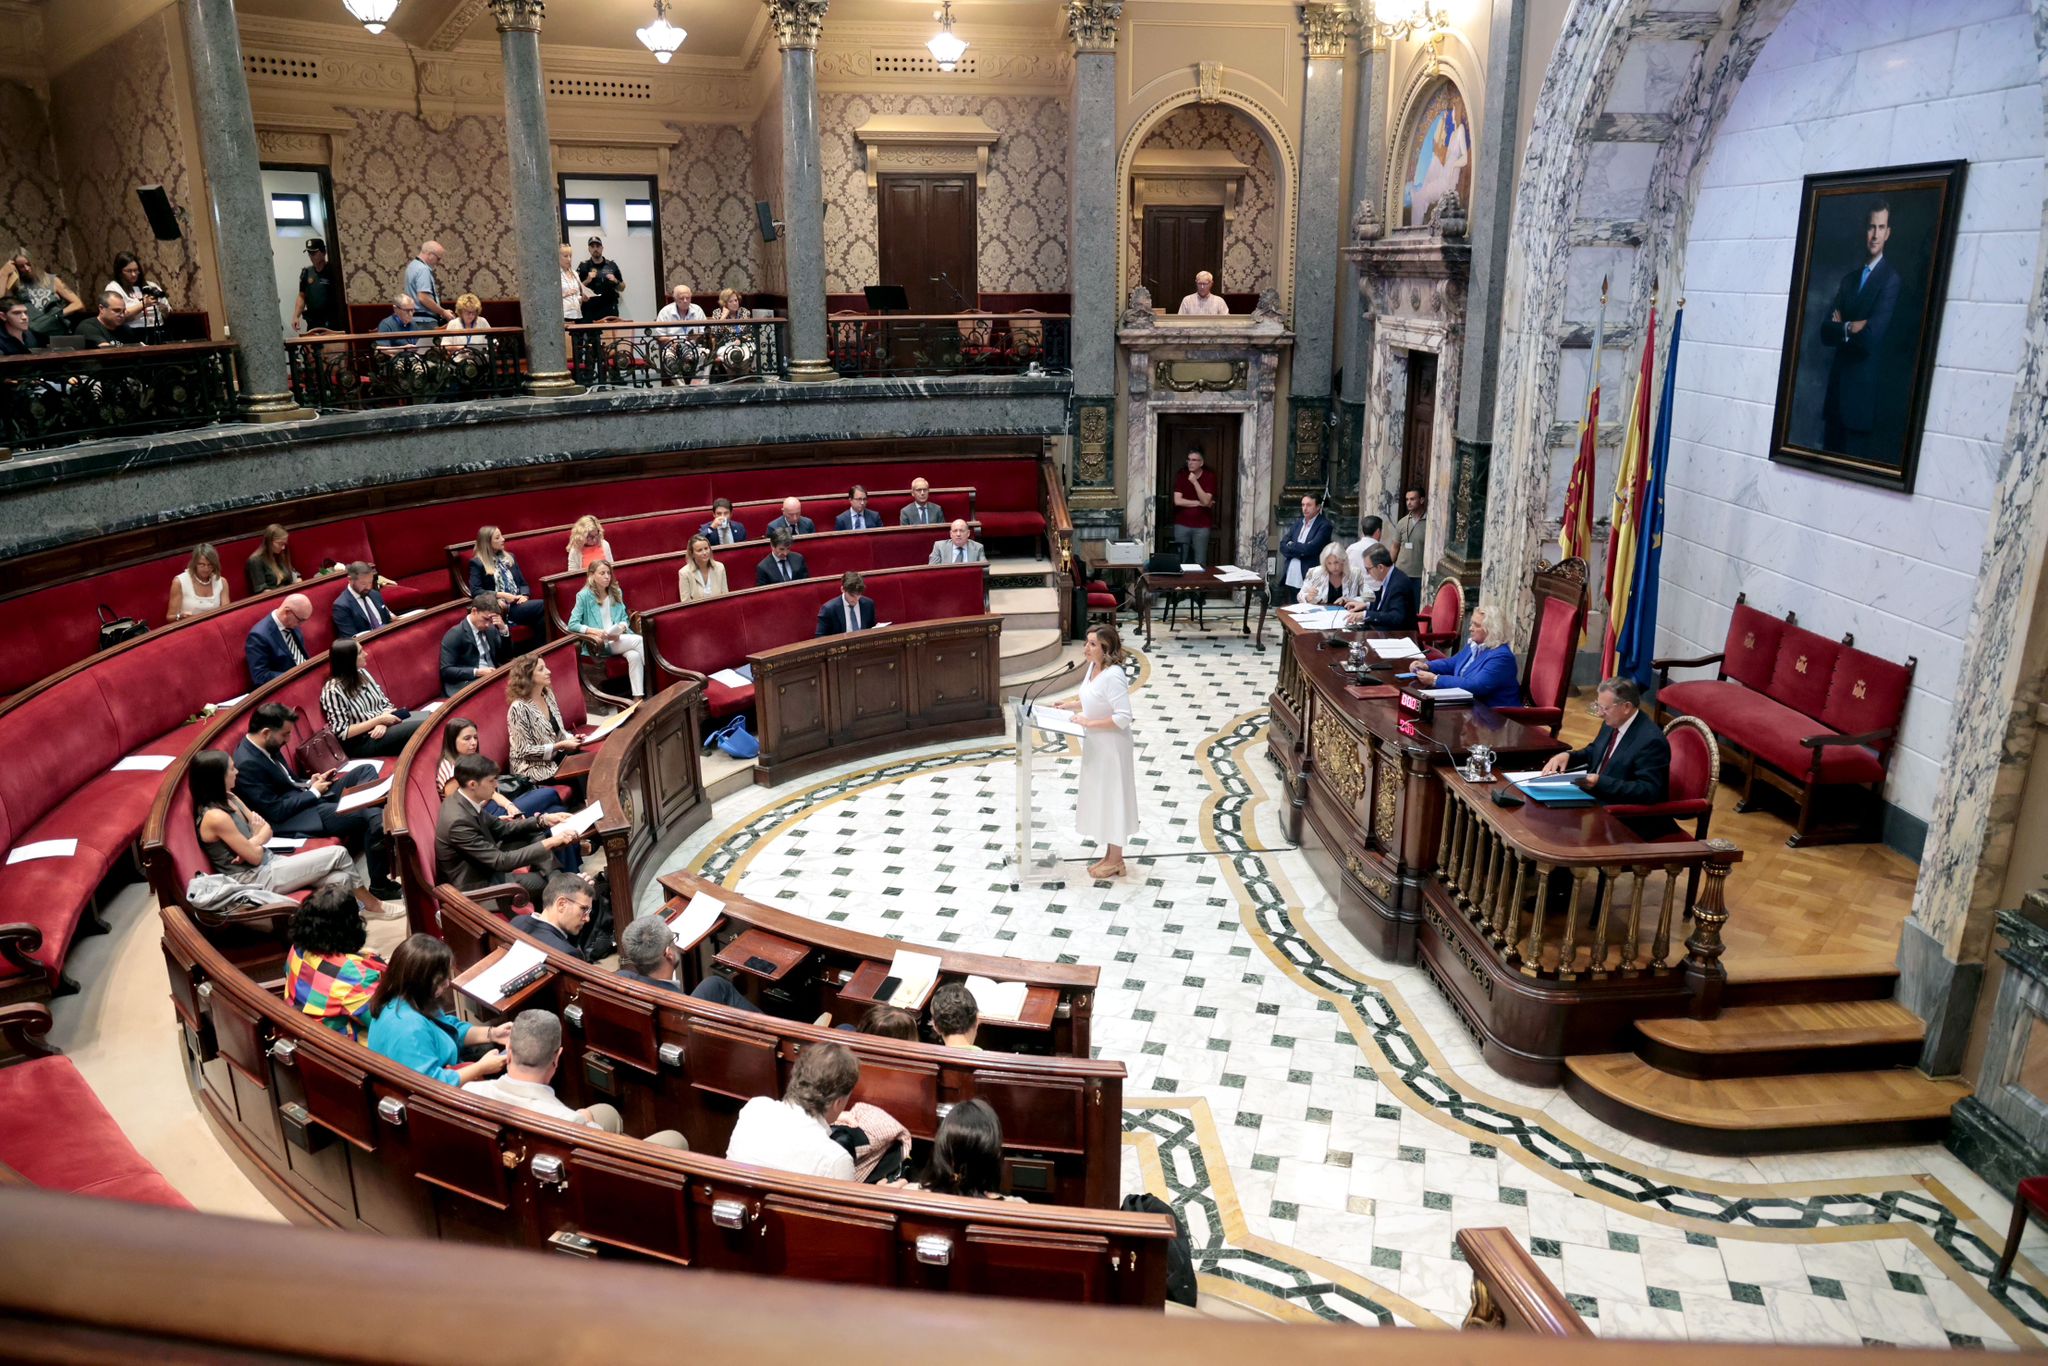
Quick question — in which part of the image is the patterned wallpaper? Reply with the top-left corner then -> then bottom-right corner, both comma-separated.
752,81 -> 787,296
659,121 -> 759,293
817,91 -> 1070,295
0,81 -> 71,274
331,108 -> 519,304
1127,106 -> 1278,297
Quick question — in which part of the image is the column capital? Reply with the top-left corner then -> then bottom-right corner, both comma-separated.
1299,2 -> 1353,59
766,0 -> 829,50
489,0 -> 545,33
1065,1 -> 1122,54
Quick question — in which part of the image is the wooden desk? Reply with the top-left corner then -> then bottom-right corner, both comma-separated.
1132,568 -> 1270,652
452,943 -> 556,1016
835,960 -> 1058,1033
714,927 -> 807,983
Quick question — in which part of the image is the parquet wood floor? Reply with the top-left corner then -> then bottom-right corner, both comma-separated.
1556,700 -> 1915,984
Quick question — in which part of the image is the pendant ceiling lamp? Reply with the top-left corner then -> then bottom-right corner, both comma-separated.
637,0 -> 687,63
926,0 -> 967,72
341,0 -> 401,36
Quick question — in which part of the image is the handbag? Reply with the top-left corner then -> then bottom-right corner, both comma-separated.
710,716 -> 759,760
95,603 -> 147,650
496,774 -> 536,798
296,729 -> 349,775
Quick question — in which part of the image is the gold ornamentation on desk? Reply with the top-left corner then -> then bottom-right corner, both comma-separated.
1311,708 -> 1365,805
1372,750 -> 1399,849
1346,854 -> 1393,903
1154,359 -> 1246,393
1076,404 -> 1111,484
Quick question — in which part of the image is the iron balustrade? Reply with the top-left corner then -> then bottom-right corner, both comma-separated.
0,340 -> 237,452
567,316 -> 788,389
826,312 -> 1071,379
284,326 -> 528,411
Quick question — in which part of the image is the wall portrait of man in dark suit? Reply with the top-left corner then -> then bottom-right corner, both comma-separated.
1769,161 -> 1966,494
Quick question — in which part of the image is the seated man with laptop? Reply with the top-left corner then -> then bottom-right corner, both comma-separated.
1535,676 -> 1670,804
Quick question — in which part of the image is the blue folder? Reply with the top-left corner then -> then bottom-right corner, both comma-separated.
1518,779 -> 1596,807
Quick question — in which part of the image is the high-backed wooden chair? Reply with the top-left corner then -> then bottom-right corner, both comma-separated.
1495,557 -> 1589,737
1417,577 -> 1464,653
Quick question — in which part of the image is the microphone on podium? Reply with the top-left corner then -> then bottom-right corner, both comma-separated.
1021,660 -> 1084,717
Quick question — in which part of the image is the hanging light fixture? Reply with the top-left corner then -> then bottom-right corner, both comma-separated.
341,0 -> 401,36
926,0 -> 967,72
637,0 -> 687,63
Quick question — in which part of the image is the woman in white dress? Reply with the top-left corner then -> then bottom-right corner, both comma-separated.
1057,623 -> 1138,880
167,542 -> 231,621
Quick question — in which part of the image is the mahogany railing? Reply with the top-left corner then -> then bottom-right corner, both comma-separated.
567,316 -> 788,388
827,312 -> 1070,379
0,340 -> 237,452
1457,1227 -> 1594,1334
283,325 -> 528,410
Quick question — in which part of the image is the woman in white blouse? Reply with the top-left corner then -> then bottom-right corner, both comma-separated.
441,292 -> 490,348
1297,543 -> 1365,609
167,543 -> 231,621
558,245 -> 588,323
677,534 -> 727,603
1055,623 -> 1138,880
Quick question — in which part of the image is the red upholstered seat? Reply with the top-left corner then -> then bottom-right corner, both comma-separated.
1660,679 -> 1882,784
705,678 -> 755,717
1721,600 -> 1788,691
1764,624 -> 1842,721
1419,579 -> 1463,649
1820,643 -> 1913,748
1606,718 -> 1716,826
0,1057 -> 190,1207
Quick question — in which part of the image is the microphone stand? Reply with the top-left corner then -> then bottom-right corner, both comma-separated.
1020,660 -> 1083,717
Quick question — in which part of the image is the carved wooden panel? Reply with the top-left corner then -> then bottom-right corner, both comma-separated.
567,1148 -> 693,1265
573,986 -> 661,1076
684,1018 -> 782,1102
916,636 -> 995,722
838,648 -> 907,740
296,1045 -> 378,1152
847,1055 -> 942,1141
971,1071 -> 1087,1155
956,1226 -> 1112,1302
408,1096 -> 509,1211
762,662 -> 828,760
1310,706 -> 1366,810
762,1194 -> 899,1285
209,989 -> 271,1091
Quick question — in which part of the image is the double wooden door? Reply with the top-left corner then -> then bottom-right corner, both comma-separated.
877,174 -> 977,313
1141,207 -> 1224,310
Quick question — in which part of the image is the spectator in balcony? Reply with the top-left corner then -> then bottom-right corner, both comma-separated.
615,913 -> 761,1012
578,237 -> 624,321
679,534 -> 728,603
655,283 -> 704,336
464,1008 -> 687,1147
375,294 -> 424,350
568,558 -> 646,698
558,244 -> 589,325
167,543 -> 231,621
107,251 -> 168,340
245,592 -> 313,686
815,571 -> 876,637
468,526 -> 545,633
506,653 -> 583,785
836,485 -> 882,531
767,497 -> 814,538
192,749 -> 359,904
321,637 -> 428,759
0,298 -> 42,356
404,241 -> 451,328
566,515 -> 616,575
929,981 -> 981,1050
899,477 -> 943,526
436,754 -> 579,907
1,248 -> 87,334
441,292 -> 490,348
697,498 -> 747,547
710,288 -> 745,324
245,523 -> 301,594
439,592 -> 511,696
755,528 -> 808,585
331,561 -> 394,639
285,884 -> 388,1042
72,291 -> 134,347
1176,270 -> 1229,317
365,933 -> 510,1086
233,700 -> 401,900
928,519 -> 985,566
435,716 -> 580,873
726,1040 -> 860,1181
291,238 -> 348,333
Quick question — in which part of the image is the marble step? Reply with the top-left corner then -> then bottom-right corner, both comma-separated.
1001,642 -> 1088,699
988,556 -> 1056,591
1633,1000 -> 1926,1080
700,748 -> 758,801
991,585 -> 1063,633
1000,626 -> 1066,675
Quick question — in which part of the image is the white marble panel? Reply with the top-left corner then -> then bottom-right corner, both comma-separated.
1605,40 -> 1706,116
1578,142 -> 1662,219
1841,30 -> 1962,114
1951,14 -> 2042,96
1893,88 -> 2044,165
1564,246 -> 1639,320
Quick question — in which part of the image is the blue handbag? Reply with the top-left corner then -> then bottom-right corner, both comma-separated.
711,715 -> 759,759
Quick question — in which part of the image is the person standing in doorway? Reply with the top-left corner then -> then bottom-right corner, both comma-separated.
1391,486 -> 1427,581
1171,450 -> 1217,567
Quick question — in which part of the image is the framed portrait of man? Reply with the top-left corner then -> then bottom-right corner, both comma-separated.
1767,160 -> 1967,493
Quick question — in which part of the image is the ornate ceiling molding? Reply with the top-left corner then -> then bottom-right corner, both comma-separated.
853,114 -> 1001,190
1065,0 -> 1121,54
766,0 -> 829,52
488,0 -> 546,35
425,0 -> 494,50
1299,2 -> 1353,59
813,24 -> 1071,93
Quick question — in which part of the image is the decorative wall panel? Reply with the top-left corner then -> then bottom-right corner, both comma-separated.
660,122 -> 760,292
332,108 -> 518,303
0,79 -> 70,270
1125,105 -> 1277,297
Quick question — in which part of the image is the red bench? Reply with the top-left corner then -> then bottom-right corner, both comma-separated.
1654,593 -> 1915,846
0,1006 -> 188,1208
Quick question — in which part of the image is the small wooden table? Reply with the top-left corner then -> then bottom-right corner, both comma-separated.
714,926 -> 808,983
1135,568 -> 1270,651
452,943 -> 557,1016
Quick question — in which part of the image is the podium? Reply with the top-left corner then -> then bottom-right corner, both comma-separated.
1012,698 -> 1081,889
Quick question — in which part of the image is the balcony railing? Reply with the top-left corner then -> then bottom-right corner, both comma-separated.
568,317 -> 788,389
0,341 -> 238,452
284,326 -> 528,411
827,313 -> 1070,379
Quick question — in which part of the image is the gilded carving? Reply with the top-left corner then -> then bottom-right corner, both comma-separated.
487,0 -> 545,33
1076,405 -> 1112,484
1347,856 -> 1393,903
1299,2 -> 1352,59
1852,678 -> 1867,700
1154,359 -> 1245,393
1311,710 -> 1365,806
1427,902 -> 1494,999
1065,0 -> 1122,53
1373,753 -> 1399,848
1197,60 -> 1223,104
768,0 -> 830,50
1465,1274 -> 1505,1331
1290,405 -> 1325,483
1795,654 -> 1809,674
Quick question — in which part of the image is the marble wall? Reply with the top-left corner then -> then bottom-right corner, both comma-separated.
1126,105 -> 1280,298
817,92 -> 1071,295
332,108 -> 520,304
1662,0 -> 2043,820
659,122 -> 760,293
0,80 -> 70,274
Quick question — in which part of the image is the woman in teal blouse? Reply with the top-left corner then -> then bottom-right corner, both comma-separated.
365,934 -> 509,1086
566,558 -> 646,698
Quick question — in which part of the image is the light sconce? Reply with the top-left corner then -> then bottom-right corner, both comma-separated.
926,0 -> 968,72
637,0 -> 687,63
1369,0 -> 1451,74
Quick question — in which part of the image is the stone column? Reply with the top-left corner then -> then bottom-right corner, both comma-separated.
492,0 -> 579,396
1334,34 -> 1389,524
179,0 -> 310,423
1065,1 -> 1122,502
1282,3 -> 1351,512
1446,0 -> 1528,587
769,0 -> 836,383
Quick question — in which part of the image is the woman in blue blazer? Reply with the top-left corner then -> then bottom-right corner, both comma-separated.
1414,602 -> 1520,708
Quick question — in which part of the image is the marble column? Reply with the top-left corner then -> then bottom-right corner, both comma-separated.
179,0 -> 310,423
1283,3 -> 1351,512
1334,35 -> 1389,525
769,0 -> 836,383
492,0 -> 578,396
1066,1 -> 1122,498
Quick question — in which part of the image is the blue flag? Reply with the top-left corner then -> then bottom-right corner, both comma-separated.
1617,304 -> 1682,691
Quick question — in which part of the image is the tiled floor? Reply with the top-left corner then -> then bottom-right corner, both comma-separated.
659,635 -> 2048,1346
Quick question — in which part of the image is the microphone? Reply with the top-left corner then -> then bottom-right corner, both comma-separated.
934,270 -> 968,311
1021,660 -> 1083,717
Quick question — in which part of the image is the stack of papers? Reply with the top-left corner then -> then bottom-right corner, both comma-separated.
885,948 -> 943,1009
6,839 -> 76,865
1214,564 -> 1262,583
1368,638 -> 1424,660
668,890 -> 725,950
457,941 -> 547,1005
963,975 -> 1030,1022
1420,686 -> 1474,701
555,802 -> 605,838
583,704 -> 637,743
1286,606 -> 1351,630
709,665 -> 753,689
336,777 -> 393,812
1178,562 -> 1205,574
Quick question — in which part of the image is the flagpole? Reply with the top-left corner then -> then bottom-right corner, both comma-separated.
1585,275 -> 1608,424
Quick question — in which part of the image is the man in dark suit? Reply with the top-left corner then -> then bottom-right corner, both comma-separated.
755,530 -> 808,585
235,701 -> 401,900
616,913 -> 761,1010
765,496 -> 815,539
834,485 -> 883,531
1540,677 -> 1670,804
1819,199 -> 1902,461
437,754 -> 577,907
815,571 -> 878,636
245,593 -> 314,687
898,477 -> 944,526
1277,492 -> 1333,606
697,498 -> 748,546
439,592 -> 511,696
510,871 -> 601,961
330,561 -> 395,639
1355,548 -> 1418,630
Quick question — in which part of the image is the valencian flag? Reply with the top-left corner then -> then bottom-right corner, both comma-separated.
1617,302 -> 1683,690
1600,302 -> 1656,680
1560,381 -> 1600,562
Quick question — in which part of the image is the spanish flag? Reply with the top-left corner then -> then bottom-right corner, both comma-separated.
1601,304 -> 1656,680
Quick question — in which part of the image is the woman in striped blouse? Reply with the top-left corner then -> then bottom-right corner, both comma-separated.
320,637 -> 428,758
506,653 -> 583,787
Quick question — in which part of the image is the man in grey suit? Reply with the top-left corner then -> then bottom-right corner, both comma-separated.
436,753 -> 578,907
929,519 -> 985,565
899,477 -> 945,526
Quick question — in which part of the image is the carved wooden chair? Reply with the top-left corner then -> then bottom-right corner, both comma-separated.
1495,556 -> 1589,737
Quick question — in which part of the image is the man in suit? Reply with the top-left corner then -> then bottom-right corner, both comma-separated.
1353,547 -> 1418,631
1414,603 -> 1520,708
1277,492 -> 1333,606
835,485 -> 883,531
509,871 -> 615,962
697,498 -> 748,546
765,496 -> 815,539
616,914 -> 761,1011
755,529 -> 808,585
929,519 -> 986,565
235,702 -> 402,901
330,561 -> 395,640
438,592 -> 511,696
1819,199 -> 1903,461
245,593 -> 314,687
437,754 -> 578,907
899,477 -> 944,526
815,571 -> 878,636
1540,677 -> 1671,803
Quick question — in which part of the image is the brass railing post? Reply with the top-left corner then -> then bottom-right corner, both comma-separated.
1521,862 -> 1551,976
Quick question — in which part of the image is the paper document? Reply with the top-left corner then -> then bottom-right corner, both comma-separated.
1285,559 -> 1304,588
1368,638 -> 1424,659
7,838 -> 77,864
709,666 -> 751,688
264,837 -> 308,851
582,702 -> 638,743
1178,562 -> 1205,574
1280,602 -> 1322,616
555,801 -> 605,838
1289,607 -> 1350,631
873,621 -> 893,629
457,940 -> 548,1005
397,609 -> 426,620
1214,565 -> 1262,583
885,949 -> 943,1009
209,692 -> 249,712
963,975 -> 1030,1023
419,700 -> 443,714
1502,770 -> 1550,784
113,754 -> 176,772
668,891 -> 725,951
1028,706 -> 1085,736
335,777 -> 393,812
1420,687 -> 1473,701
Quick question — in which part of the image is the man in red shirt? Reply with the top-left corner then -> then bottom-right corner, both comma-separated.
1171,449 -> 1217,566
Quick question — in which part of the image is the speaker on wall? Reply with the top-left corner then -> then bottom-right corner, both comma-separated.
755,200 -> 779,244
136,185 -> 183,243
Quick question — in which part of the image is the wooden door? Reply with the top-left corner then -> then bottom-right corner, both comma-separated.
1154,412 -> 1238,565
1400,350 -> 1438,495
1141,207 -> 1223,311
877,174 -> 977,313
